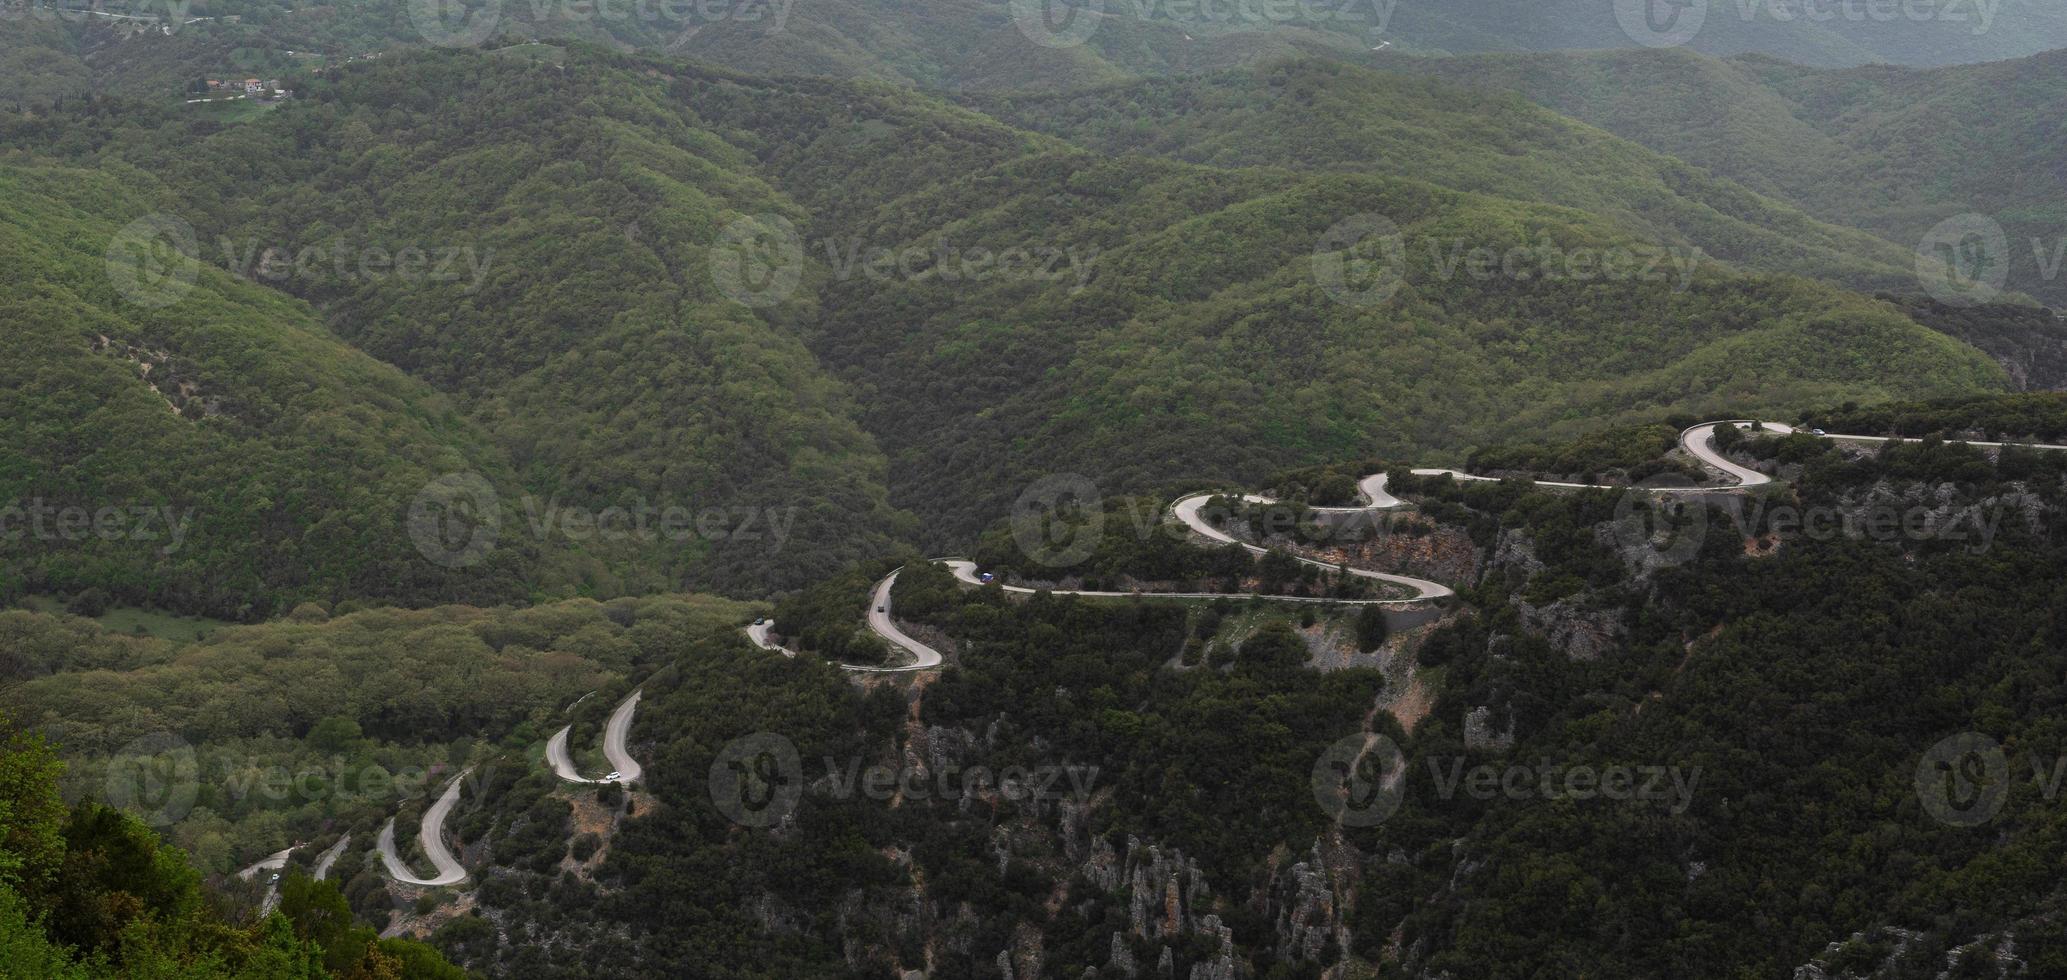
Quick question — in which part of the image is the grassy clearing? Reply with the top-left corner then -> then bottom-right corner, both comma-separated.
18,595 -> 233,644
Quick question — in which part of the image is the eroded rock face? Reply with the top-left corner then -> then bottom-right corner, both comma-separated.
1108,932 -> 1138,978
1463,704 -> 1515,752
1514,597 -> 1622,661
1489,528 -> 1546,580
1275,849 -> 1336,963
1072,836 -> 1240,980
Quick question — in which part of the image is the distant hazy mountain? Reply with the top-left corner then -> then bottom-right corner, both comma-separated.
1382,45 -> 2067,307
7,0 -> 2061,113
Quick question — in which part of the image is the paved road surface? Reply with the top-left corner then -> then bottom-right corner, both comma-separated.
236,846 -> 296,881
545,691 -> 643,785
602,691 -> 643,783
1169,494 -> 1453,600
848,570 -> 945,672
1822,432 -> 2067,451
740,419 -> 2067,676
312,835 -> 349,881
237,845 -> 298,913
953,419 -> 1820,608
746,621 -> 794,657
943,560 -> 1420,605
1677,420 -> 1793,487
377,769 -> 471,887
1410,421 -> 1797,491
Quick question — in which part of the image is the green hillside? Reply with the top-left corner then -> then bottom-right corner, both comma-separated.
23,45 -> 2013,552
6,21 -> 2067,980
1390,46 -> 2067,307
33,50 -> 922,596
0,161 -> 535,619
400,393 -> 2067,977
974,57 -> 1926,292
3,43 -> 2028,572
808,149 -> 2006,543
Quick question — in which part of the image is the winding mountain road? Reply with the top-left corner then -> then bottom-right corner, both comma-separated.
1676,420 -> 1793,487
948,420 -> 1841,610
546,691 -> 643,785
749,420 -> 1796,670
377,769 -> 472,887
236,846 -> 296,882
1820,432 -> 2067,451
1409,421 -> 1793,491
1169,494 -> 1453,601
942,559 -> 1425,605
237,845 -> 298,912
312,835 -> 349,881
741,572 -> 948,672
754,419 -> 2064,675
746,621 -> 793,657
847,569 -> 946,672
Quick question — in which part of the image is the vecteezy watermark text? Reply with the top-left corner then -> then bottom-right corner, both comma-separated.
1616,0 -> 2001,49
708,213 -> 1099,307
1426,757 -> 1700,813
222,239 -> 494,293
708,731 -> 1098,827
516,497 -> 797,546
1916,213 -> 2067,308
406,472 -> 799,568
102,213 -> 494,307
1010,0 -> 1397,49
1313,215 -> 1706,308
1314,734 -> 1700,827
817,237 -> 1099,293
1915,732 -> 2067,828
0,500 -> 194,555
104,732 -> 490,828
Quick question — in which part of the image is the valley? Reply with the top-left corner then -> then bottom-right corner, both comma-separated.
4,8 -> 2067,980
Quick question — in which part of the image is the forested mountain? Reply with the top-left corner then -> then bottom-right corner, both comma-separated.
1384,45 -> 2067,307
12,49 -> 921,598
0,161 -> 537,619
303,392 -> 2067,978
1363,0 -> 2067,67
6,13 -> 2067,979
8,0 -> 2064,122
712,0 -> 2067,74
973,57 -> 1925,292
804,145 -> 2002,544
0,43 -> 2023,568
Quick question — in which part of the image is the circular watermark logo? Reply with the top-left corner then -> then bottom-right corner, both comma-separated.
1010,472 -> 1104,568
709,732 -> 803,828
1010,0 -> 1103,48
1614,0 -> 1708,48
1916,732 -> 2009,828
1916,214 -> 2010,308
1607,476 -> 1710,568
710,213 -> 804,308
1312,733 -> 1406,827
105,732 -> 199,828
407,472 -> 501,568
1313,213 -> 1407,308
406,0 -> 503,48
105,214 -> 201,309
